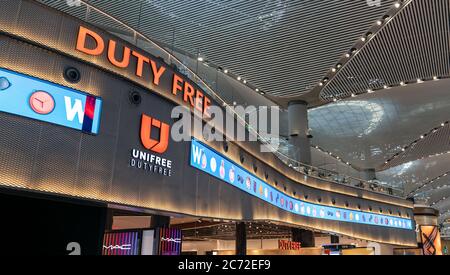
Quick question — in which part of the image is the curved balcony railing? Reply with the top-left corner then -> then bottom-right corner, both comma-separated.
41,0 -> 404,198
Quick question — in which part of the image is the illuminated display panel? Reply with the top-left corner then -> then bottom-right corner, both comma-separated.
102,231 -> 140,256
420,225 -> 443,255
0,68 -> 102,134
190,139 -> 413,230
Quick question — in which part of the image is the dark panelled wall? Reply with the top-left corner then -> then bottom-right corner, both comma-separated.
0,190 -> 106,255
0,0 -> 417,246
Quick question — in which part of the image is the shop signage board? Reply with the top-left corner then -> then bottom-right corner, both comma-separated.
0,67 -> 102,134
102,231 -> 140,256
190,139 -> 414,230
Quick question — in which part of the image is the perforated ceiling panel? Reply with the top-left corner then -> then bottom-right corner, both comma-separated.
38,0 -> 396,98
319,0 -> 450,101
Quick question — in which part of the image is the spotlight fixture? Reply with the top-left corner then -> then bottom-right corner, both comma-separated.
197,57 -> 204,62
400,81 -> 406,86
433,76 -> 439,80
345,53 -> 351,58
237,76 -> 242,81
243,80 -> 247,84
332,68 -> 336,72
376,20 -> 383,26
367,89 -> 374,93
255,88 -> 259,92
319,82 -> 324,86
417,79 -> 423,83
224,69 -> 229,74
351,93 -> 356,97
394,2 -> 401,8
383,85 -> 389,89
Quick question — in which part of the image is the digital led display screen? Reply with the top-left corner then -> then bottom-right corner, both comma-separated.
190,139 -> 413,230
0,67 -> 102,134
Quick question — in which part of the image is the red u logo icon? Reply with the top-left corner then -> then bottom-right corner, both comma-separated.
140,114 -> 170,154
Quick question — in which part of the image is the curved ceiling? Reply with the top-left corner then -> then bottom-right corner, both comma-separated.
318,0 -> 450,103
39,0 -> 396,99
309,78 -> 450,171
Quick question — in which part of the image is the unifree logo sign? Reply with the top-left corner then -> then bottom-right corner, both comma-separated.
0,68 -> 102,134
129,114 -> 173,177
140,114 -> 170,154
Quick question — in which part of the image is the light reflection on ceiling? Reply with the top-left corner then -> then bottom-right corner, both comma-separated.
309,100 -> 385,138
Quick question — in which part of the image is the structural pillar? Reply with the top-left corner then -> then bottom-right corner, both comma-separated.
291,228 -> 315,247
414,206 -> 443,255
288,101 -> 311,165
235,222 -> 247,255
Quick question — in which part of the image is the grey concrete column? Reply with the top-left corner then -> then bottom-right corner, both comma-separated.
363,168 -> 376,181
288,101 -> 311,165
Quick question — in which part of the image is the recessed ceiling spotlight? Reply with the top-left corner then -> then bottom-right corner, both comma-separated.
333,98 -> 337,102
319,82 -> 324,86
441,123 -> 445,127
351,93 -> 356,97
260,91 -> 265,95
383,85 -> 389,89
400,81 -> 406,86
345,53 -> 351,58
433,76 -> 439,80
376,20 -> 383,26
224,69 -> 229,74
337,63 -> 342,68
323,77 -> 329,82
394,2 -> 401,8
197,57 -> 204,62
237,76 -> 242,81
367,89 -> 374,93
346,162 -> 350,165
255,88 -> 259,92
420,135 -> 424,139
332,68 -> 336,72
402,148 -> 405,152
243,80 -> 247,84
417,78 -> 423,83
361,37 -> 366,42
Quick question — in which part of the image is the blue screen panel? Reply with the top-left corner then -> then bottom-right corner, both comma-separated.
190,139 -> 413,230
0,67 -> 102,134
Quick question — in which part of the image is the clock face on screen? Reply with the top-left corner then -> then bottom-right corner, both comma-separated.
29,91 -> 55,115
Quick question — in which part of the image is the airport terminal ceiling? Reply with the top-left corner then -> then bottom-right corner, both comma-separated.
37,0 -> 450,235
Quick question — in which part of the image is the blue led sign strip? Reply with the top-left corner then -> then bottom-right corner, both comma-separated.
190,139 -> 413,230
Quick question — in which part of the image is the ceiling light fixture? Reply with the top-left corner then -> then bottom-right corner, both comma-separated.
224,69 -> 229,74
237,76 -> 242,81
394,2 -> 401,8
